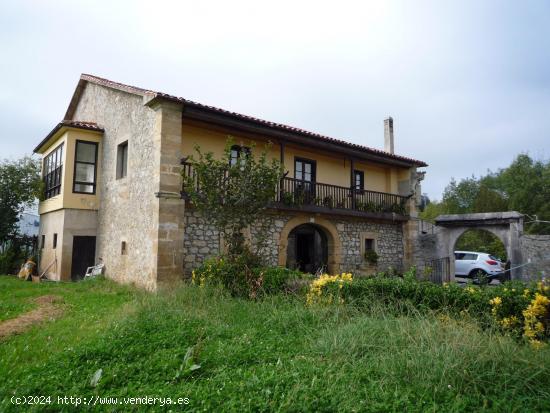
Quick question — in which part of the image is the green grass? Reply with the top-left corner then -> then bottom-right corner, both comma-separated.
1,275 -> 550,412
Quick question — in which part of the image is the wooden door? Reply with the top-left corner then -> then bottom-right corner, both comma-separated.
71,236 -> 96,281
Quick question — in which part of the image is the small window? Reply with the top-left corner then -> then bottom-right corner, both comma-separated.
41,235 -> 46,249
354,170 -> 364,191
43,143 -> 64,199
53,233 -> 58,249
121,241 -> 127,255
365,238 -> 374,252
117,141 -> 128,179
229,145 -> 250,167
73,140 -> 98,194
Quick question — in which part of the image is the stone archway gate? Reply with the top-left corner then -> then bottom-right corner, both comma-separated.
434,211 -> 524,280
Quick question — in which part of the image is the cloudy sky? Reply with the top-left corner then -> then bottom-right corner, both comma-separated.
1,0 -> 549,199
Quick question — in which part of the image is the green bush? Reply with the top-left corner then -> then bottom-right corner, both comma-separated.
253,266 -> 304,295
0,240 -> 33,275
327,273 -> 550,345
340,276 -> 486,314
192,255 -> 304,298
364,249 -> 378,265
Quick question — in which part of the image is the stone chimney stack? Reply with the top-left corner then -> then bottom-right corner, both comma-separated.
384,117 -> 394,154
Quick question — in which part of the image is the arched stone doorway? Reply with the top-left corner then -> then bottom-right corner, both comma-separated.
452,228 -> 508,280
435,212 -> 524,280
278,216 -> 342,274
287,224 -> 328,273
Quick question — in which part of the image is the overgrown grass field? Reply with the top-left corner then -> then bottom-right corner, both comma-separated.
1,275 -> 550,412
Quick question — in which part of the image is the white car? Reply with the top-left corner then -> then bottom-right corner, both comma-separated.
454,251 -> 504,279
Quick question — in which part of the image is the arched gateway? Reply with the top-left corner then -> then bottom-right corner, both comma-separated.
434,212 -> 524,280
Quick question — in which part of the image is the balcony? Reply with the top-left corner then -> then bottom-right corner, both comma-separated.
274,177 -> 409,219
181,162 -> 410,220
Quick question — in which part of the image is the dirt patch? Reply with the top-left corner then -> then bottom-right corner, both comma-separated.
0,295 -> 65,340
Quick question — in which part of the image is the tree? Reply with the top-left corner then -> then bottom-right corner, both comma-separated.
421,153 -> 550,234
0,156 -> 42,244
182,139 -> 283,258
455,229 -> 507,260
493,154 -> 550,234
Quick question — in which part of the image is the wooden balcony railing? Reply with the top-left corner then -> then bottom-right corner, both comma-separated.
181,161 -> 409,216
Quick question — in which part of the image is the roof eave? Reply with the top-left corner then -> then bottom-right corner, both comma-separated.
67,74 -> 428,168
182,104 -> 428,168
34,122 -> 104,154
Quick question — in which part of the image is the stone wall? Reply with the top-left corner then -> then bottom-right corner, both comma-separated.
182,208 -> 405,275
335,218 -> 404,273
72,83 -> 159,290
521,235 -> 550,279
182,209 -> 220,274
407,220 -> 441,276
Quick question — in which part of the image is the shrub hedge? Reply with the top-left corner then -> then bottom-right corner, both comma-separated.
192,256 -> 304,298
307,269 -> 550,347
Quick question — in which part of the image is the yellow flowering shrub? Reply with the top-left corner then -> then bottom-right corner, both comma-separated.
306,273 -> 353,305
523,292 -> 550,347
486,279 -> 549,347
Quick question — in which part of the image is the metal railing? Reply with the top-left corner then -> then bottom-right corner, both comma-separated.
181,161 -> 409,216
423,257 -> 451,284
275,177 -> 408,215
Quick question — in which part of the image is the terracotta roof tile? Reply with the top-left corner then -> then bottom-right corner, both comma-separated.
59,120 -> 104,131
34,120 -> 104,153
78,74 -> 428,167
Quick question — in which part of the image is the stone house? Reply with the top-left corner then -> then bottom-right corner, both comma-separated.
34,74 -> 427,290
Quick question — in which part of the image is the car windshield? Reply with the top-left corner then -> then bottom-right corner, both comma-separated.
489,255 -> 500,261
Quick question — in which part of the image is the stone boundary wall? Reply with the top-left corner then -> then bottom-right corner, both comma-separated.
182,208 -> 405,275
410,219 -> 550,281
520,235 -> 550,279
405,220 -> 441,277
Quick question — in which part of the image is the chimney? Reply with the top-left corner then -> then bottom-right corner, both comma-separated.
384,117 -> 394,154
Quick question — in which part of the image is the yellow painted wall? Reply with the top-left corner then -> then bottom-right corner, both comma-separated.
62,129 -> 102,209
38,128 -> 102,215
182,124 -> 279,161
181,122 -> 407,194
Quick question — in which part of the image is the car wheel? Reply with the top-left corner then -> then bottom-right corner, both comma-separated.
470,269 -> 488,285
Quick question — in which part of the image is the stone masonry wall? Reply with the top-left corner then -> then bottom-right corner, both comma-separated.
183,208 -> 405,275
521,235 -> 550,279
335,219 -> 404,273
407,220 -> 441,277
72,83 -> 159,290
182,209 -> 220,273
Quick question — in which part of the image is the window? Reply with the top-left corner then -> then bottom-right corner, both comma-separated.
53,233 -> 58,249
116,141 -> 128,179
294,158 -> 316,199
455,253 -> 478,261
365,238 -> 374,252
229,145 -> 250,166
41,235 -> 45,249
43,143 -> 64,199
295,158 -> 316,182
121,241 -> 127,255
354,170 -> 364,191
73,140 -> 98,194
